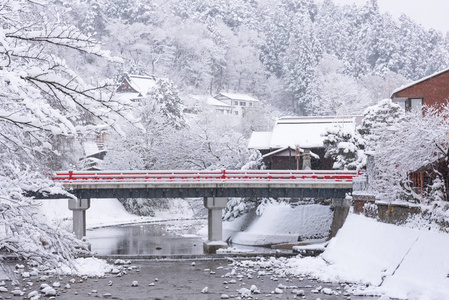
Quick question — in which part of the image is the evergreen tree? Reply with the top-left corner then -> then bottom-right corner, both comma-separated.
323,124 -> 365,170
147,78 -> 186,129
358,98 -> 404,152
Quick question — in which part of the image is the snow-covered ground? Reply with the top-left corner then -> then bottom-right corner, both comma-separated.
236,214 -> 449,300
223,202 -> 332,245
39,198 -> 449,300
38,198 -> 195,231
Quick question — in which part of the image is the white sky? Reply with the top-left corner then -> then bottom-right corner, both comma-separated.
331,0 -> 449,34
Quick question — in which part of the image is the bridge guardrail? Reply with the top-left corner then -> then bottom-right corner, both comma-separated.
51,170 -> 364,184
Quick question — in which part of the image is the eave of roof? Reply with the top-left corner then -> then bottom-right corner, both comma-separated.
217,92 -> 259,102
391,67 -> 449,97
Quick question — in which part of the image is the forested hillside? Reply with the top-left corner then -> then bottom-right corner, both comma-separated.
59,0 -> 449,115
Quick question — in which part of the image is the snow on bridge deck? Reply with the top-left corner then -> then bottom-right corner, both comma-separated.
50,170 -> 361,199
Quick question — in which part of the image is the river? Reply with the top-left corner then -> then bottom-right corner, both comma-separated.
87,219 -> 292,256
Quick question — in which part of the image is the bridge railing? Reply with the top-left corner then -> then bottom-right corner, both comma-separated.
52,170 -> 363,184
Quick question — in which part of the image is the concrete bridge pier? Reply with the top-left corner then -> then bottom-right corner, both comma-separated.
68,198 -> 90,239
203,197 -> 228,254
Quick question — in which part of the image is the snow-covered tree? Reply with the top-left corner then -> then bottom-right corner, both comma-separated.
101,77 -> 185,170
146,78 -> 186,129
373,106 -> 449,204
323,125 -> 365,170
0,0 -> 134,268
304,55 -> 373,116
173,113 -> 250,170
358,98 -> 404,152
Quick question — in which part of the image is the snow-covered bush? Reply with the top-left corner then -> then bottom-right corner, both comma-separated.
223,198 -> 256,221
0,167 -> 90,267
241,150 -> 265,170
323,125 -> 365,170
118,198 -> 169,217
358,98 -> 404,152
362,202 -> 378,219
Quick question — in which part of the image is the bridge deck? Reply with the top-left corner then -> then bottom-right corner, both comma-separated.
46,170 -> 361,199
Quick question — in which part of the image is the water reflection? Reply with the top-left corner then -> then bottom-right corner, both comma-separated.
87,220 -> 206,255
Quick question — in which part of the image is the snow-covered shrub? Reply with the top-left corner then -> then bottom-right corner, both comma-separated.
423,176 -> 447,205
118,198 -> 170,216
0,168 -> 90,268
358,98 -> 404,152
255,198 -> 281,216
241,150 -> 265,170
223,198 -> 256,221
323,125 -> 365,170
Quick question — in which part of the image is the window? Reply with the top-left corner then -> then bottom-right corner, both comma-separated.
249,102 -> 253,107
240,101 -> 246,106
234,111 -> 239,115
405,98 -> 423,112
234,101 -> 239,105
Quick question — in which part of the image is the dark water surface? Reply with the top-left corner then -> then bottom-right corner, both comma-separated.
87,220 -> 206,255
87,219 -> 292,256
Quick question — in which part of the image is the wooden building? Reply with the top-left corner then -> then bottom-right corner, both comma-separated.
248,116 -> 361,170
391,67 -> 449,113
115,74 -> 157,102
391,67 -> 449,196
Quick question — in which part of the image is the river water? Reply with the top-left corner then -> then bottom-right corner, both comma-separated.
87,220 -> 207,255
87,219 -> 291,256
85,220 -> 375,299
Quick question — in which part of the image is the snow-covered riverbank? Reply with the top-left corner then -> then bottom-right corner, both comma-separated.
38,198 -> 449,300
38,198 -> 196,230
234,214 -> 449,300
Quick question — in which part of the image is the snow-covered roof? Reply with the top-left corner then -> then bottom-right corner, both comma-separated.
249,116 -> 360,150
216,92 -> 259,102
261,146 -> 289,158
189,95 -> 231,107
391,67 -> 449,96
248,131 -> 273,150
83,141 -> 99,156
126,74 -> 157,95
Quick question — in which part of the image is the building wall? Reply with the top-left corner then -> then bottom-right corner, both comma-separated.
393,70 -> 449,110
262,148 -> 334,170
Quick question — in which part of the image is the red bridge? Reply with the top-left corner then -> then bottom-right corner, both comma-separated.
49,169 -> 361,199
38,169 -> 365,246
53,169 -> 361,184
47,170 -> 362,199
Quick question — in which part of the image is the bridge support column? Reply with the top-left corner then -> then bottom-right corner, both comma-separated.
329,197 -> 350,239
68,199 -> 90,239
203,197 -> 228,254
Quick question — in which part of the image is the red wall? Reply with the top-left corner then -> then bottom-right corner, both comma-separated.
394,70 -> 449,110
